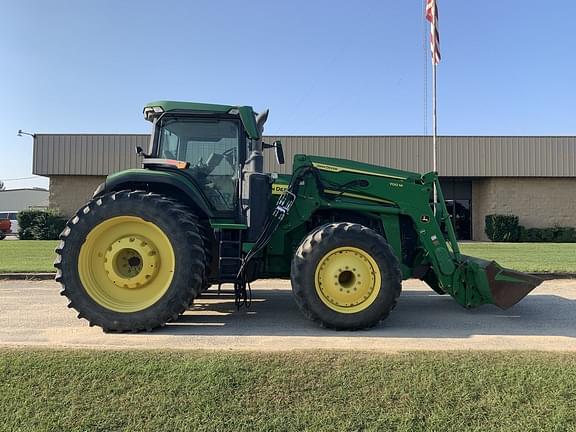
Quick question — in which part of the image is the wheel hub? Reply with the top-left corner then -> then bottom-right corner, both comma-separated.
78,216 -> 175,313
315,247 -> 381,313
103,235 -> 160,289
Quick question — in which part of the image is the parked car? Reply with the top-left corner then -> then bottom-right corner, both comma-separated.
0,219 -> 10,239
0,211 -> 18,238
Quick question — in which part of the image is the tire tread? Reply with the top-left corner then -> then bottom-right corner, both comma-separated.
55,190 -> 208,332
291,222 -> 402,330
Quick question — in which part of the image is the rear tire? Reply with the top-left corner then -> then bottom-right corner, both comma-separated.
55,190 -> 206,332
291,223 -> 402,330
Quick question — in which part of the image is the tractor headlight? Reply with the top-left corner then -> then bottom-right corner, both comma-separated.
143,107 -> 154,120
143,106 -> 164,120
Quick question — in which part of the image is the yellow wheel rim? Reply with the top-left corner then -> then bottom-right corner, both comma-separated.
314,246 -> 381,314
78,216 -> 175,313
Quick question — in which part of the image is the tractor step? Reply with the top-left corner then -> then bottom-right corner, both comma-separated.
217,230 -> 243,283
215,229 -> 252,308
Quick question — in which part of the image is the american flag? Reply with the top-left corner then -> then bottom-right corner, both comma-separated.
426,0 -> 441,64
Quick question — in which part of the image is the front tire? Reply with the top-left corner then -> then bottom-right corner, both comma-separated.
291,223 -> 402,330
55,190 -> 206,332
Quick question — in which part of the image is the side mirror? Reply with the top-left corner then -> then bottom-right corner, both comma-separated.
135,146 -> 150,158
273,140 -> 285,165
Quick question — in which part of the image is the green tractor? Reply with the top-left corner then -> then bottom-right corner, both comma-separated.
55,101 -> 541,332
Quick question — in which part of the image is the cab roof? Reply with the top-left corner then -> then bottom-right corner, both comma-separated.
143,100 -> 260,139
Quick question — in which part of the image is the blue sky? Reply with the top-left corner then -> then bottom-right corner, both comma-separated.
1,1 -> 575,189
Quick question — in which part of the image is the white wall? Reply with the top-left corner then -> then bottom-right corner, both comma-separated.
0,189 -> 49,212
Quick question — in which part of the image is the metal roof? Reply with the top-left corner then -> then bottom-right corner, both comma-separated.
33,134 -> 147,176
33,134 -> 576,177
144,100 -> 236,113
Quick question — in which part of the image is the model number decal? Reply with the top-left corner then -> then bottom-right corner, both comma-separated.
389,182 -> 404,188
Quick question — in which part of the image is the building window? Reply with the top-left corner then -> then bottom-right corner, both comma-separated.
439,178 -> 472,241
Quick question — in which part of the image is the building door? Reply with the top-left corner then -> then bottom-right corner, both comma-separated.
439,179 -> 472,240
445,200 -> 472,240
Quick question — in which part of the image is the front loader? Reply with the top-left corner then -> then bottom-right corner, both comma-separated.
55,101 -> 542,331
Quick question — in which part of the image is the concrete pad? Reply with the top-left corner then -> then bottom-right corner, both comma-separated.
1,279 -> 575,352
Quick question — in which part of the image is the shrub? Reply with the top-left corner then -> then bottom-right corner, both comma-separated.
554,227 -> 576,242
17,209 -> 67,240
485,214 -> 520,242
518,225 -> 576,243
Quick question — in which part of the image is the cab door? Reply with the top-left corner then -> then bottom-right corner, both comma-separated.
157,117 -> 244,216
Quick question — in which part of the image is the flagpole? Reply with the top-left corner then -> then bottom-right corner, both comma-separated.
426,0 -> 439,212
426,0 -> 440,212
432,61 -> 438,210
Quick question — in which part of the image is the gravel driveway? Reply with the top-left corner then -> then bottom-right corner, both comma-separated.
1,278 -> 575,351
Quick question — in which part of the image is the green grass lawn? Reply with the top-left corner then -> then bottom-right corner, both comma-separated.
459,242 -> 576,273
0,240 -> 575,274
0,240 -> 58,273
0,350 -> 574,432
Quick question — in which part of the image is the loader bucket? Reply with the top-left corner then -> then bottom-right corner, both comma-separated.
464,256 -> 543,309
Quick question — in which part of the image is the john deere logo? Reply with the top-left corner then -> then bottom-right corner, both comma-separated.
271,183 -> 289,195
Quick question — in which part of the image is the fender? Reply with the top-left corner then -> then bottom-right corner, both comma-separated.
102,168 -> 214,218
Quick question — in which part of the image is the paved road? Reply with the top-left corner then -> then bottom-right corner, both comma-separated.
1,279 -> 575,352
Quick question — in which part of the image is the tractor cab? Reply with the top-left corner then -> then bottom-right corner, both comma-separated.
149,110 -> 243,212
140,101 -> 284,285
141,101 -> 282,224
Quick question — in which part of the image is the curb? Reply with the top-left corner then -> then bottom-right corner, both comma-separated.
0,273 -> 575,281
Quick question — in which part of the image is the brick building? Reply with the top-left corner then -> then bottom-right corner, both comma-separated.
32,134 -> 576,241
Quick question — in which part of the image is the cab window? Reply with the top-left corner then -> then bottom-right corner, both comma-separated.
157,118 -> 240,212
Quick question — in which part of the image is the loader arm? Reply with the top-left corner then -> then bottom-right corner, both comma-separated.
262,154 -> 541,310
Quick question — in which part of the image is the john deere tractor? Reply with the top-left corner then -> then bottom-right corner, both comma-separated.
55,101 -> 541,331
